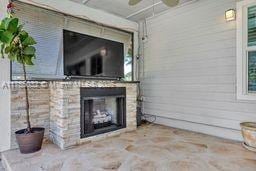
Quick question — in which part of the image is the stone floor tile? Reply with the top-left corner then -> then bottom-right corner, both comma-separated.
1,124 -> 256,171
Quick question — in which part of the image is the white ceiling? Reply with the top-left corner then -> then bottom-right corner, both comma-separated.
70,0 -> 192,21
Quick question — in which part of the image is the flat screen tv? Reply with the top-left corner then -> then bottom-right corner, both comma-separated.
64,30 -> 124,79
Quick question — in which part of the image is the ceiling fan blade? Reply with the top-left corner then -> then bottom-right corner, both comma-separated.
128,0 -> 143,6
161,0 -> 179,7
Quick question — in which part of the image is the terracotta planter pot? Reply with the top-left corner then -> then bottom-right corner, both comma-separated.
15,127 -> 45,154
240,122 -> 256,149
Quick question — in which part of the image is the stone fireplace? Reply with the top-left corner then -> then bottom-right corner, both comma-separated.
10,80 -> 138,150
49,81 -> 137,149
80,87 -> 126,138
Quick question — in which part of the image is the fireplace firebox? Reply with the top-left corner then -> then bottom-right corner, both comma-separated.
80,87 -> 126,138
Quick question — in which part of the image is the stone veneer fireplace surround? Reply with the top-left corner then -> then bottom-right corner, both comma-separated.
10,80 -> 138,150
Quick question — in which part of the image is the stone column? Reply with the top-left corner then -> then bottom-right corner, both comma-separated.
49,82 -> 80,149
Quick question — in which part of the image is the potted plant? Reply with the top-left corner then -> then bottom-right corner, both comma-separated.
0,3 -> 44,154
240,122 -> 256,152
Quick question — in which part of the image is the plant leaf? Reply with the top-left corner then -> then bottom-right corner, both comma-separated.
0,18 -> 9,30
0,21 -> 4,30
0,31 -> 14,44
17,24 -> 23,32
8,53 -> 17,61
0,43 -> 5,58
22,36 -> 36,46
0,29 -> 4,36
24,56 -> 34,65
3,18 -> 14,30
7,18 -> 19,33
16,54 -> 23,64
5,46 -> 12,53
23,46 -> 36,55
19,30 -> 28,42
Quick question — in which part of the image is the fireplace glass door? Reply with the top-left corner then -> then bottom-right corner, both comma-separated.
81,88 -> 126,138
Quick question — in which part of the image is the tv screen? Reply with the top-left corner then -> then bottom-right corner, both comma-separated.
64,30 -> 124,78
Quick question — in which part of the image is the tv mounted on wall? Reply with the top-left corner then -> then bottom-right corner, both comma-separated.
63,30 -> 124,79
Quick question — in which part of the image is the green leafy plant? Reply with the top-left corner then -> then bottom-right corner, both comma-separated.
0,16 -> 37,133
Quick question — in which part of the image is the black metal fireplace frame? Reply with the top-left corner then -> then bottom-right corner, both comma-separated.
80,87 -> 126,138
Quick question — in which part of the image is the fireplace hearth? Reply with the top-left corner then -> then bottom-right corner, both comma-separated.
80,87 -> 126,138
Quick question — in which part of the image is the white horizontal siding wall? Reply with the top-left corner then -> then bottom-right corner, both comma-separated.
141,0 -> 256,141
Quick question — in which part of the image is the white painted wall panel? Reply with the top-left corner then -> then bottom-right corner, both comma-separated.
141,0 -> 256,141
0,0 -> 11,152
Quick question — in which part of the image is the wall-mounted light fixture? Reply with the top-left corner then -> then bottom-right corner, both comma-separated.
100,47 -> 108,57
225,9 -> 236,21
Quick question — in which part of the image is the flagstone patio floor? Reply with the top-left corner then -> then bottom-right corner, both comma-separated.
1,124 -> 256,171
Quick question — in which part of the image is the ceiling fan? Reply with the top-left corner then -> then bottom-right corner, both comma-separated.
128,0 -> 180,7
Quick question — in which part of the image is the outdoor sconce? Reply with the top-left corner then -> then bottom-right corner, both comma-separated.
100,47 -> 108,57
225,9 -> 236,21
